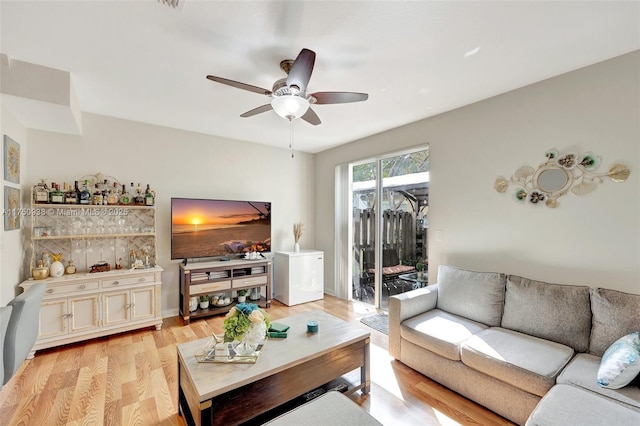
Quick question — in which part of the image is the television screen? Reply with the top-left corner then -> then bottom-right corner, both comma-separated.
171,198 -> 271,260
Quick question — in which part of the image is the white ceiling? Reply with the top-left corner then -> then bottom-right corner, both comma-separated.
1,1 -> 639,153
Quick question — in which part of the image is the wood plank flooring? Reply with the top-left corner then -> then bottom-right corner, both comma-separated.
0,295 -> 514,425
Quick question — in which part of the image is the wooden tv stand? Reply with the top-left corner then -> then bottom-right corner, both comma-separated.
179,259 -> 271,325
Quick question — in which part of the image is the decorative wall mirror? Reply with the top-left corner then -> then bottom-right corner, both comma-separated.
494,148 -> 630,208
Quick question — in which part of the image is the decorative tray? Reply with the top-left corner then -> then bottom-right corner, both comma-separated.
194,334 -> 266,364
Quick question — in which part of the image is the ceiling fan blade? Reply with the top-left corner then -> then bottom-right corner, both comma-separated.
311,91 -> 369,104
286,48 -> 315,93
301,107 -> 321,126
240,104 -> 273,118
206,75 -> 272,96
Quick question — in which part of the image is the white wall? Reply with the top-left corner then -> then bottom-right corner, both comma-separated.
316,51 -> 640,296
22,113 -> 316,316
0,105 -> 28,305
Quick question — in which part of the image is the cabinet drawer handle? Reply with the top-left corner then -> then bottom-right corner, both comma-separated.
139,277 -> 146,282
79,285 -> 86,289
112,281 -> 119,285
47,289 -> 54,293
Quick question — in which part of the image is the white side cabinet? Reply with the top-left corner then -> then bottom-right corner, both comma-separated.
20,266 -> 163,356
274,250 -> 324,306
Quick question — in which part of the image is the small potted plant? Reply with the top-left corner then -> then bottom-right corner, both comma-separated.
237,289 -> 248,303
199,295 -> 210,309
416,262 -> 425,279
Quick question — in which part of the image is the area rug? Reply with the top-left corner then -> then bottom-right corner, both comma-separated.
360,313 -> 389,335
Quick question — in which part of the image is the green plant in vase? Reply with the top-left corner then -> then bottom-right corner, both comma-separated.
416,262 -> 425,278
199,295 -> 210,309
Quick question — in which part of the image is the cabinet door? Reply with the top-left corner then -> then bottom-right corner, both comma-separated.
131,287 -> 155,321
39,299 -> 68,338
69,295 -> 100,333
103,290 -> 130,326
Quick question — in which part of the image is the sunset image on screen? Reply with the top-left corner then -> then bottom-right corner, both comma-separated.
171,199 -> 271,259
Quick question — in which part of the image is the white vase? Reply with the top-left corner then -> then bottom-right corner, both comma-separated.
294,242 -> 300,253
237,295 -> 246,303
49,261 -> 64,278
234,322 -> 266,356
189,297 -> 198,312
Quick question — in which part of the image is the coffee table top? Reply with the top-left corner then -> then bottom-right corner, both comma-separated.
177,310 -> 370,401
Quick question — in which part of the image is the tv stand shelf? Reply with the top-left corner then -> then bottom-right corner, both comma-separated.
179,258 -> 271,325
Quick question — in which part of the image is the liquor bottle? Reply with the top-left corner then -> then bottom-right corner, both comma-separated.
72,181 -> 81,204
145,184 -> 155,206
101,180 -> 109,205
49,183 -> 66,204
79,180 -> 91,205
93,184 -> 103,205
64,182 -> 75,204
107,182 -> 119,205
119,184 -> 131,205
34,179 -> 50,204
134,182 -> 145,205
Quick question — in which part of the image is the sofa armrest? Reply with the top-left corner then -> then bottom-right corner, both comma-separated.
388,284 -> 439,359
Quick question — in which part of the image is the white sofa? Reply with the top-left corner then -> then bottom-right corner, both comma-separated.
389,265 -> 640,425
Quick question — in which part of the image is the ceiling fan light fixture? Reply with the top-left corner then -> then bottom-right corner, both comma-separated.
271,94 -> 309,120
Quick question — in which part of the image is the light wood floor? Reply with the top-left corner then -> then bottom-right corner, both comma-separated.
0,295 -> 514,425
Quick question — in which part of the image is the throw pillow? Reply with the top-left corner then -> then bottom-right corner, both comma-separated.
597,331 -> 640,389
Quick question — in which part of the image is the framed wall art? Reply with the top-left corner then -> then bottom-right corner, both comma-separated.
4,186 -> 20,231
3,135 -> 20,184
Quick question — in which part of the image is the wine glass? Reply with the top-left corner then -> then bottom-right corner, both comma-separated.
84,218 -> 94,235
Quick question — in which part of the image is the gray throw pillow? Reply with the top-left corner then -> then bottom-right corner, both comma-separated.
436,265 -> 506,326
590,288 -> 640,357
502,275 -> 591,352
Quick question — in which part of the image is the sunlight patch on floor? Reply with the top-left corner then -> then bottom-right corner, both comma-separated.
370,343 -> 404,401
352,300 -> 380,318
370,344 -> 462,425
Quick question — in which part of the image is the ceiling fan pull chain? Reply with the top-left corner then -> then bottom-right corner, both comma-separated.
289,118 -> 295,158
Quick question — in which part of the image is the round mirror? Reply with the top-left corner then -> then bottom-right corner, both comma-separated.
537,168 -> 569,193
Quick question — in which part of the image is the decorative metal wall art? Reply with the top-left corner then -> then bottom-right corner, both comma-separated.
494,148 -> 630,208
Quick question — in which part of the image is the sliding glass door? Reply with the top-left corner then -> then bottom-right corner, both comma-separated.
350,148 -> 429,309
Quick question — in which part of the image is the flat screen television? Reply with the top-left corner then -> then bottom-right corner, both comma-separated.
171,198 -> 271,260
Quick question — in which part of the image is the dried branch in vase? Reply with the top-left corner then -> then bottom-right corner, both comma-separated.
293,222 -> 304,243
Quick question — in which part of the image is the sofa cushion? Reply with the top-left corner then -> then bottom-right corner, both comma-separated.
597,332 -> 640,389
435,265 -> 506,327
525,384 -> 640,426
558,353 -> 640,410
501,275 -> 591,352
401,309 -> 488,361
590,288 -> 640,357
461,327 -> 574,397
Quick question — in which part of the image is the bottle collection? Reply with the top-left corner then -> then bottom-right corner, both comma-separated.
33,179 -> 155,206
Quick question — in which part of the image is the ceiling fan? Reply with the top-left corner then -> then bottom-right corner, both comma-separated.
206,48 -> 368,125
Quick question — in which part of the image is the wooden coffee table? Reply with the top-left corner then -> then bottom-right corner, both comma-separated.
177,310 -> 371,426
